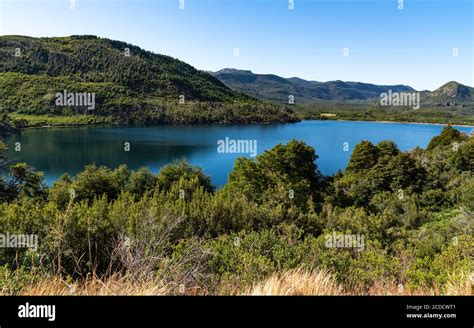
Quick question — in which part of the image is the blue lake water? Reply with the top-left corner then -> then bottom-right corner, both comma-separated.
4,120 -> 473,186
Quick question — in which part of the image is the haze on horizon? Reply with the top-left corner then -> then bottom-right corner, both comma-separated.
0,0 -> 472,91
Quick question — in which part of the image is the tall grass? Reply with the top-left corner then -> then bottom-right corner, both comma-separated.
18,275 -> 169,296
242,269 -> 343,296
15,269 -> 472,296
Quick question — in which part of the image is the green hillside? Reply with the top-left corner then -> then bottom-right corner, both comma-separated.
0,35 -> 297,125
422,81 -> 474,104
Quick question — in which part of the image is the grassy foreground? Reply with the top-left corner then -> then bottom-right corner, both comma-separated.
9,269 -> 472,296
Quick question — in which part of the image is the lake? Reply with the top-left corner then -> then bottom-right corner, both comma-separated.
4,120 -> 473,186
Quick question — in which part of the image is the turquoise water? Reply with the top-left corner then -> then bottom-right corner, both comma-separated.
4,120 -> 473,186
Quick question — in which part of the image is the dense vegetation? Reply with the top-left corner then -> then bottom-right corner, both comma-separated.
0,111 -> 26,136
0,35 -> 297,126
0,126 -> 472,294
296,103 -> 474,126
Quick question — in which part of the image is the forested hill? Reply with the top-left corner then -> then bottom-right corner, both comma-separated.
0,35 -> 296,124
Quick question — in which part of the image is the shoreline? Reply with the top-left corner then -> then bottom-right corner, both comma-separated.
3,117 -> 474,135
329,119 -> 474,128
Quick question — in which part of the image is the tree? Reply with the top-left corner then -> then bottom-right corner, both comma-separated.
376,153 -> 426,193
257,140 -> 321,191
227,140 -> 322,207
427,125 -> 466,150
461,179 -> 474,213
346,140 -> 379,172
1,163 -> 47,201
156,159 -> 213,193
49,174 -> 73,209
127,167 -> 157,196
376,140 -> 400,159
227,157 -> 266,202
450,138 -> 474,172
72,164 -> 130,202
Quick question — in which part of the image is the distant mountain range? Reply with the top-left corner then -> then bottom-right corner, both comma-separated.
211,68 -> 474,106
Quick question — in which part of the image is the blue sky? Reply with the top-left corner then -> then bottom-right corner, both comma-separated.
0,0 -> 472,90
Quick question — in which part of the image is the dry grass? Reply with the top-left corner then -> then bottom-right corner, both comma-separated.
445,271 -> 474,296
16,270 -> 473,296
241,269 -> 344,296
19,275 -> 169,296
240,269 -> 473,296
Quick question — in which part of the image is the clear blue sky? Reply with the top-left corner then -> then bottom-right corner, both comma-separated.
0,0 -> 472,90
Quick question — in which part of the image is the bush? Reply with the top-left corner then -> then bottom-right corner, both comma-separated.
156,160 -> 213,193
0,265 -> 39,295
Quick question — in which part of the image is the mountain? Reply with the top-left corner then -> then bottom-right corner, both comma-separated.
422,81 -> 474,105
0,36 -> 297,124
211,69 -> 415,104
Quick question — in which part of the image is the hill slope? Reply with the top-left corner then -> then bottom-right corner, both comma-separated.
0,36 -> 296,124
211,68 -> 415,104
422,81 -> 474,105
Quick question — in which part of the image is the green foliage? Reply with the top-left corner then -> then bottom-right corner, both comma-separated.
128,167 -> 157,197
449,138 -> 474,171
333,139 -> 427,209
9,113 -> 113,128
227,140 -> 322,208
0,163 -> 47,202
346,141 -> 379,172
427,125 -> 467,150
377,153 -> 426,192
0,265 -> 39,295
0,35 -> 239,102
156,160 -> 213,193
461,178 -> 474,213
71,164 -> 130,203
296,104 -> 474,126
376,140 -> 401,158
48,174 -> 74,209
0,113 -> 24,136
208,227 -> 401,292
405,234 -> 474,292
